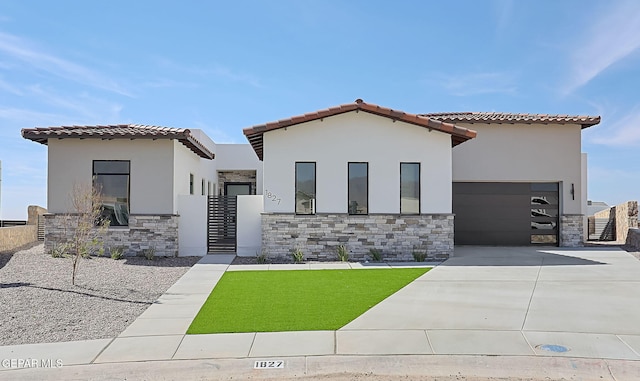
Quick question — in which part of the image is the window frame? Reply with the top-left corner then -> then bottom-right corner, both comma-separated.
347,162 -> 369,215
400,162 -> 421,215
92,160 -> 131,227
295,162 -> 316,215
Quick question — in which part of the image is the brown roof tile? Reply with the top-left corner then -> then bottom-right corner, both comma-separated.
21,124 -> 214,159
243,99 -> 478,160
421,112 -> 601,129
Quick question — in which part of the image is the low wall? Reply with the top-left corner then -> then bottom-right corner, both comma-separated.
0,225 -> 37,253
0,205 -> 47,253
262,213 -> 454,261
594,201 -> 638,242
237,195 -> 263,257
45,214 -> 179,257
178,195 -> 207,257
626,228 -> 640,252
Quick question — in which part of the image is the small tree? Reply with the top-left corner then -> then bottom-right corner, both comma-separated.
65,182 -> 110,285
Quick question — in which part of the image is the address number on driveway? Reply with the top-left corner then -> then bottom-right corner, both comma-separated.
253,360 -> 284,369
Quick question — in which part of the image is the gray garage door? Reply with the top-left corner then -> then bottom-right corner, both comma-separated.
453,182 -> 559,246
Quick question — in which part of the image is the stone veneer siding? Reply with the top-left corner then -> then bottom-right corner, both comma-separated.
44,214 -> 179,257
560,214 -> 584,247
218,170 -> 257,195
261,213 -> 454,261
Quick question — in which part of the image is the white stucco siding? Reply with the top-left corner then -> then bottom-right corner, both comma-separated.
47,139 -> 174,214
173,140 -> 217,211
451,123 -> 583,214
262,111 -> 453,214
215,144 -> 264,194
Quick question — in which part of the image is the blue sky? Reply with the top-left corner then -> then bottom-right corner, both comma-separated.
1,0 -> 639,219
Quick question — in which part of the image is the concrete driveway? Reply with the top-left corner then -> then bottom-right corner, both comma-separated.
341,246 -> 640,360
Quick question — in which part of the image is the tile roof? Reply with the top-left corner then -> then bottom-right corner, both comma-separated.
243,99 -> 478,160
21,124 -> 214,159
421,112 -> 601,129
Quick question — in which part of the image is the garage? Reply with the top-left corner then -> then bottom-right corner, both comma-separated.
453,182 -> 559,246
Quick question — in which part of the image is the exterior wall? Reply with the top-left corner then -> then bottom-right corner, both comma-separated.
237,195 -> 264,256
581,153 -> 588,242
615,201 -> 638,242
218,170 -> 257,195
216,144 -> 264,195
173,140 -> 217,206
177,195 -> 207,256
0,225 -> 37,253
28,205 -> 48,225
626,228 -> 640,251
560,214 -> 584,247
262,213 -> 454,261
262,111 -> 453,214
44,214 -> 179,257
594,201 -> 639,242
452,123 -> 584,215
48,139 -> 175,214
0,205 -> 47,253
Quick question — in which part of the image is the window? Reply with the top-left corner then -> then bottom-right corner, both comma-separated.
93,160 -> 130,226
201,178 -> 205,196
189,173 -> 194,195
208,181 -> 212,196
400,163 -> 420,214
295,162 -> 316,214
348,162 -> 368,214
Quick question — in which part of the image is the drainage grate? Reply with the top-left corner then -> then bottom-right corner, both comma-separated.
536,344 -> 570,353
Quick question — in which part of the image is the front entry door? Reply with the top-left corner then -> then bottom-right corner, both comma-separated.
224,183 -> 252,197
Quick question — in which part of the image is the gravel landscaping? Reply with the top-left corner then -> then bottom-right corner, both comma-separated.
0,243 -> 199,346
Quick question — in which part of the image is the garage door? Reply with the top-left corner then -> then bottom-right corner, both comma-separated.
453,182 -> 559,246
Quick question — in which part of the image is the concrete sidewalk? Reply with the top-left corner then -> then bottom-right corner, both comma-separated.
2,246 -> 640,379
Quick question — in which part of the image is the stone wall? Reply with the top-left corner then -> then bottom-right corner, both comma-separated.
44,214 -> 179,257
626,228 -> 640,252
0,205 -> 47,253
0,225 -> 37,253
615,201 -> 638,242
560,214 -> 585,247
261,213 -> 454,261
217,170 -> 256,195
593,201 -> 638,242
27,205 -> 48,225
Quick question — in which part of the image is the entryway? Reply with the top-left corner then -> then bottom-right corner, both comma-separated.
207,182 -> 253,253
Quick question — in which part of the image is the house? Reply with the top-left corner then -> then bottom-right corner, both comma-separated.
424,111 -> 600,247
22,100 -> 600,260
243,99 -> 476,260
243,100 -> 599,260
21,125 -> 262,257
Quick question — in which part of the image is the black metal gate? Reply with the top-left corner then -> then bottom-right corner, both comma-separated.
207,196 -> 237,253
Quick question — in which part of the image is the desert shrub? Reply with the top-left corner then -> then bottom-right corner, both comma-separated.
256,250 -> 268,264
143,247 -> 156,260
336,245 -> 349,262
369,248 -> 382,262
110,246 -> 125,260
291,248 -> 304,263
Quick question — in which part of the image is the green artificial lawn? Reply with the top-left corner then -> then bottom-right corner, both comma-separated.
187,268 -> 429,334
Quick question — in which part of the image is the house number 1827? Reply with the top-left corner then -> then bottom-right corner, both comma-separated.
264,189 -> 281,205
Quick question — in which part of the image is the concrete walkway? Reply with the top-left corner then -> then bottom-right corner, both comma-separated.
2,246 -> 640,379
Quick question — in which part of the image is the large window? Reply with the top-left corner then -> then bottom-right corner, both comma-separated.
93,160 -> 130,226
348,162 -> 368,214
400,163 -> 420,214
295,162 -> 316,214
